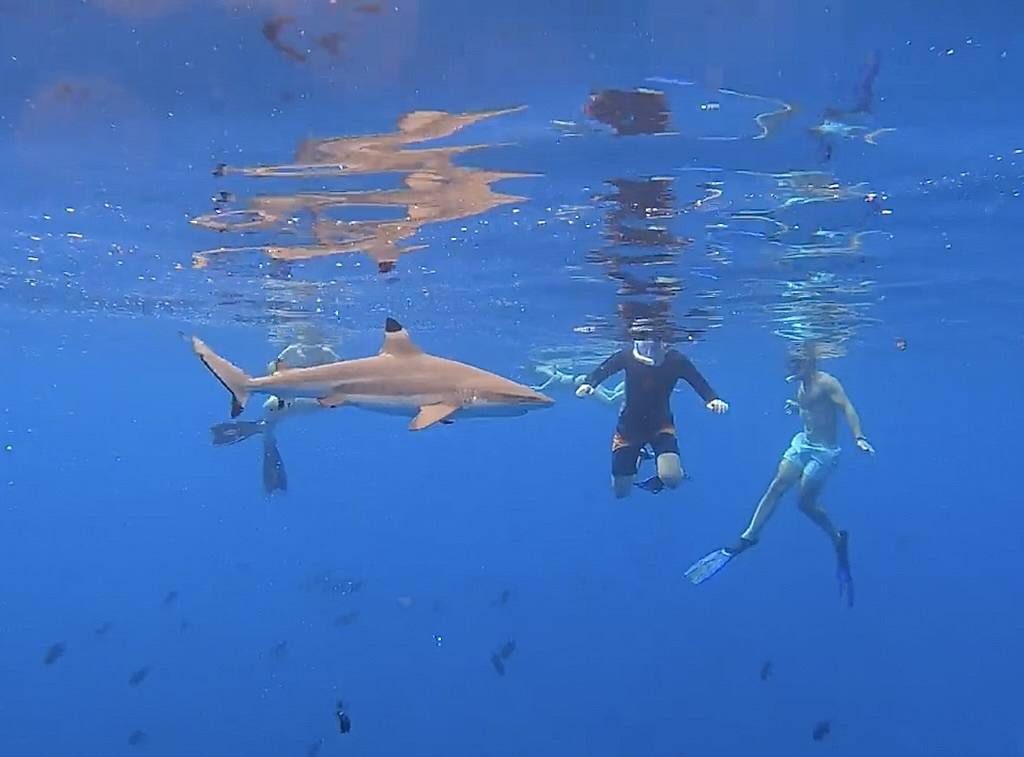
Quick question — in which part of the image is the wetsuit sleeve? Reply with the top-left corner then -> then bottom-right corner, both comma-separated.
671,352 -> 719,403
584,350 -> 629,387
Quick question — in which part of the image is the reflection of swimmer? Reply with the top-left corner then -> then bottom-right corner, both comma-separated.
576,339 -> 728,498
684,343 -> 873,607
531,364 -> 624,405
583,88 -> 671,136
210,343 -> 340,494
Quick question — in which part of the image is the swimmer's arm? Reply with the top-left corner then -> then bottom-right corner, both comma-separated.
672,352 -> 719,403
827,377 -> 865,439
583,350 -> 628,388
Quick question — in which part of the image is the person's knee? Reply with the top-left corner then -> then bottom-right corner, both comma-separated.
613,476 -> 633,498
657,453 -> 684,489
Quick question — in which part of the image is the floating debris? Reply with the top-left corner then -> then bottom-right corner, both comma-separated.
128,730 -> 147,747
812,720 -> 831,742
43,642 -> 66,665
334,611 -> 360,627
760,660 -> 773,681
895,337 -> 907,351
306,738 -> 324,756
335,701 -> 351,734
355,3 -> 381,13
490,653 -> 506,676
262,16 -> 306,63
128,666 -> 151,686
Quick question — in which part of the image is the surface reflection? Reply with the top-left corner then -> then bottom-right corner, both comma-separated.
192,107 -> 533,273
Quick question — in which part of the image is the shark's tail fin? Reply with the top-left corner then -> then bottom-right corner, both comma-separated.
210,421 -> 265,446
190,336 -> 252,417
262,434 -> 287,494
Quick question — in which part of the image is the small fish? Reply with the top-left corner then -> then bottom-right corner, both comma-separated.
491,588 -> 511,607
128,730 -> 147,747
760,661 -> 773,681
499,640 -> 516,660
336,701 -> 351,734
128,666 -> 151,686
94,622 -> 113,637
318,32 -> 343,57
812,720 -> 831,741
334,611 -> 360,627
490,652 -> 506,676
43,642 -> 66,665
162,590 -> 178,607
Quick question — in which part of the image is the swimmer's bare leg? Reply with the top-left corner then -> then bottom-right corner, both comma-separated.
656,452 -> 685,489
797,473 -> 840,547
613,475 -> 633,499
740,459 -> 802,542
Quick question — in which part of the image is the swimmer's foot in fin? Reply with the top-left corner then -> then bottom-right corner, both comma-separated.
262,436 -> 288,495
211,421 -> 266,446
635,476 -> 665,494
684,536 -> 757,585
835,530 -> 854,608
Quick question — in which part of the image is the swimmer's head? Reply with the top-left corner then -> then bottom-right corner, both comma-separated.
787,341 -> 819,380
632,339 -> 667,367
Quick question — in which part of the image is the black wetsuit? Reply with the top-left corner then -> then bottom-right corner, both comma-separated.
584,348 -> 720,476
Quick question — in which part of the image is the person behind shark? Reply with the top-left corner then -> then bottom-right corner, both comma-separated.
531,363 -> 625,406
575,338 -> 728,497
684,342 -> 874,607
188,317 -> 553,430
209,342 -> 342,494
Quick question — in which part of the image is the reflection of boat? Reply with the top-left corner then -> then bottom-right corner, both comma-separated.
192,107 -> 534,272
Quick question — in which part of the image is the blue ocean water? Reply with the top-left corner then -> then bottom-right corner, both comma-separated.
2,1 -> 1022,755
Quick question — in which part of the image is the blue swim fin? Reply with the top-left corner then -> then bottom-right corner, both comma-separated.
684,538 -> 755,585
684,549 -> 734,585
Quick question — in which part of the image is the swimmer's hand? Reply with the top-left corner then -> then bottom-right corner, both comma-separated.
855,436 -> 875,455
575,384 -> 594,398
706,399 -> 729,414
784,399 -> 799,415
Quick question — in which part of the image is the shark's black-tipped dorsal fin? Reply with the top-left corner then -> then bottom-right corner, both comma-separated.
380,317 -> 423,357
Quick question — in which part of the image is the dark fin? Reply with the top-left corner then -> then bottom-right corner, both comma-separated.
836,530 -> 854,608
380,319 -> 423,357
262,436 -> 288,494
210,421 -> 265,446
634,476 -> 665,494
190,336 -> 251,417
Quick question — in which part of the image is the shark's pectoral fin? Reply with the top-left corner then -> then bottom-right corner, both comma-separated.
317,392 -> 348,409
409,403 -> 460,431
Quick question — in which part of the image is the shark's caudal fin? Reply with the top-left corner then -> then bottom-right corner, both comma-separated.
210,421 -> 265,446
190,336 -> 252,418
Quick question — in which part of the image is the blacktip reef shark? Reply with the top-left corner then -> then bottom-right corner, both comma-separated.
189,318 -> 554,429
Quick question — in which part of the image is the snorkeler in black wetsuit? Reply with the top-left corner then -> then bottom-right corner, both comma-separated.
576,340 -> 729,497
